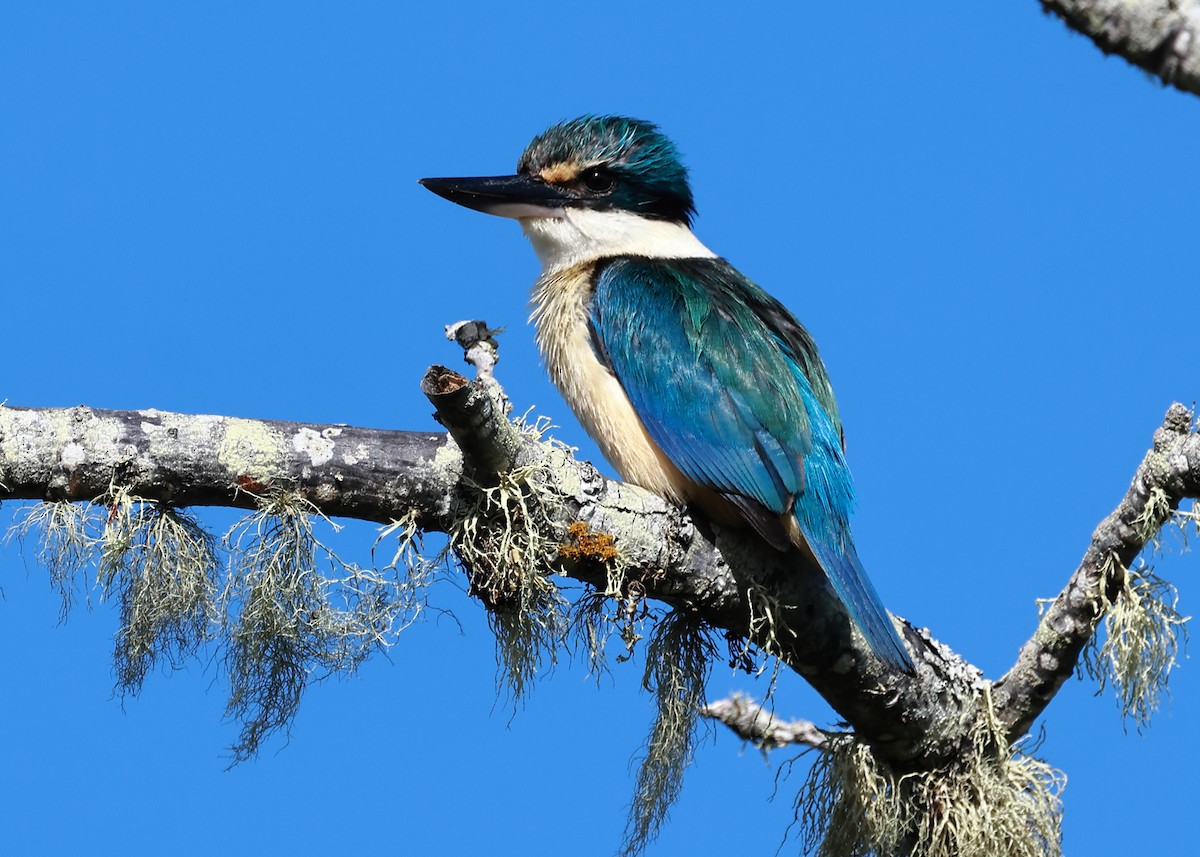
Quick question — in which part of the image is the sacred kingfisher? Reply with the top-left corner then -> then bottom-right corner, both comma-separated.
420,116 -> 912,673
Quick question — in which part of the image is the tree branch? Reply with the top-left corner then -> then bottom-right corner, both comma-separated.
422,364 -> 520,485
0,404 -> 457,527
1,396 -> 1196,775
993,403 -> 1200,735
1040,0 -> 1200,97
701,694 -> 832,751
0,395 -> 978,769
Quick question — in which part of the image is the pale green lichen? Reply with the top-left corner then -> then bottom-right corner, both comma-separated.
450,459 -> 568,703
1166,499 -> 1200,549
1083,555 -> 1189,730
447,413 -> 575,704
96,489 -> 220,694
374,509 -> 442,632
7,500 -> 103,619
791,695 -> 1065,857
7,496 -> 101,619
1082,489 -> 1193,730
220,491 -> 405,764
10,492 -> 222,692
746,581 -> 800,668
620,611 -> 717,857
215,418 -> 287,486
8,487 -> 434,763
567,590 -> 615,680
1133,485 -> 1173,548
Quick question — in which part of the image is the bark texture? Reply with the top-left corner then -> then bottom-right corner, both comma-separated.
1041,0 -> 1200,96
701,694 -> 831,750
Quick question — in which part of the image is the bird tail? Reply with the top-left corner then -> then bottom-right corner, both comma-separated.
792,517 -> 913,672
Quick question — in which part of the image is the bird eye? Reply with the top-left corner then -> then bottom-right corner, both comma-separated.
581,167 -> 615,194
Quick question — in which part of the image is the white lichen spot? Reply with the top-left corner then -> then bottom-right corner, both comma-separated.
79,414 -> 127,461
293,427 -> 335,466
431,436 -> 464,479
216,419 -> 286,483
61,442 -> 87,468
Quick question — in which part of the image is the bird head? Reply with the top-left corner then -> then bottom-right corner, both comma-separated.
420,116 -> 713,270
420,115 -> 696,227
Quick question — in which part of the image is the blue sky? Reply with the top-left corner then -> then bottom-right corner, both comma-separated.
2,3 -> 1197,855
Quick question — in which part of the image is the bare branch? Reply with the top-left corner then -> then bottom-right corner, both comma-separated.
702,693 -> 832,751
0,404 -> 457,527
1040,0 -> 1200,97
422,364 -> 521,485
993,404 -> 1200,736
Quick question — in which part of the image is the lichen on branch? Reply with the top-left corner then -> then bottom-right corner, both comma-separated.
791,700 -> 1065,857
1082,557 -> 1189,730
621,611 -> 718,857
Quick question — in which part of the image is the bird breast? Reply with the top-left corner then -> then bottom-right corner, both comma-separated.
529,262 -> 698,506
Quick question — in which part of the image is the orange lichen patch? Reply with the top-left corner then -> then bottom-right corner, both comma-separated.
559,521 -> 619,562
540,160 -> 582,184
235,474 -> 271,494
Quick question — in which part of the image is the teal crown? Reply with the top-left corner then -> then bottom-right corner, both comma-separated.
518,115 -> 696,224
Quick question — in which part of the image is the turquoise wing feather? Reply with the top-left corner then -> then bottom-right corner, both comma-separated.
589,256 -> 911,671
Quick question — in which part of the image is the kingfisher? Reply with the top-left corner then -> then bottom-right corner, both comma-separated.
420,116 -> 912,672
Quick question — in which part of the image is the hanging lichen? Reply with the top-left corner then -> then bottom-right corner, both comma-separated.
792,694 -> 1065,857
449,451 -> 568,703
98,492 -> 220,694
7,499 -> 102,619
620,611 -> 717,857
221,491 -> 408,764
374,509 -> 444,633
1083,554 -> 1189,730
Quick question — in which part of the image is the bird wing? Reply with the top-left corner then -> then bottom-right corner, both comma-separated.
588,256 -> 911,671
589,256 -> 844,521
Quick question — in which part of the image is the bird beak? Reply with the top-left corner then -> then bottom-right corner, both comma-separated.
419,174 -> 570,220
